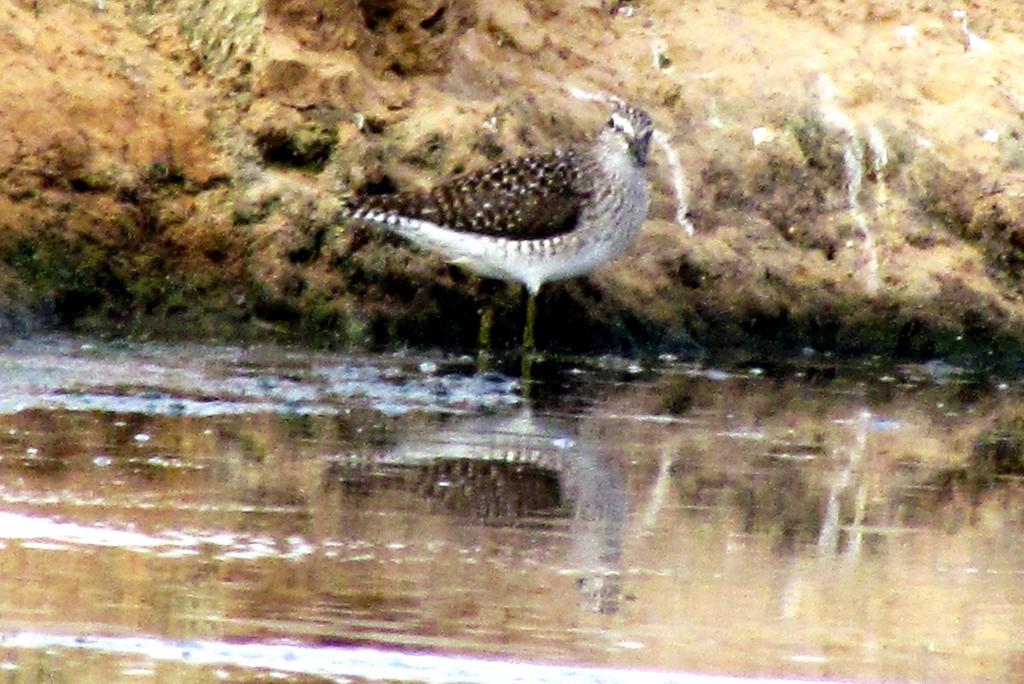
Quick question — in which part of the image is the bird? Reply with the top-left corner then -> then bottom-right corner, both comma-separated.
344,103 -> 653,362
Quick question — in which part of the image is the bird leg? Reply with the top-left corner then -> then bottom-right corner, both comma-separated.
476,302 -> 495,373
520,289 -> 538,385
473,278 -> 503,373
522,289 -> 537,355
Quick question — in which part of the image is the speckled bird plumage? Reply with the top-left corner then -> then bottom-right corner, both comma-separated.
346,104 -> 653,295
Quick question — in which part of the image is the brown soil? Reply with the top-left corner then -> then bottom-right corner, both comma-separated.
2,0 -> 1024,363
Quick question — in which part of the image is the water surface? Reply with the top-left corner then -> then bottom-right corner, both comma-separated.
0,337 -> 1022,683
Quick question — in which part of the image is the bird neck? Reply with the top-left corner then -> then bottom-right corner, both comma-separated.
592,132 -> 643,180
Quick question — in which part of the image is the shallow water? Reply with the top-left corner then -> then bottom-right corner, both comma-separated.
0,337 -> 1023,683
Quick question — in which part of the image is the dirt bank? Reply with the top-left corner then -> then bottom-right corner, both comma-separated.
2,0 -> 1024,364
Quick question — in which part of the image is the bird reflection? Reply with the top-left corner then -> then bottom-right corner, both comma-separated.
325,407 -> 626,614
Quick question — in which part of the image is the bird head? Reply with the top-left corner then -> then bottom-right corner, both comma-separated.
601,104 -> 653,167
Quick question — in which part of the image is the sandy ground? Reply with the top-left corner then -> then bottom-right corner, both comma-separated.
1,0 -> 1024,362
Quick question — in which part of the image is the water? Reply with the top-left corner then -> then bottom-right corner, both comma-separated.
0,337 -> 1023,683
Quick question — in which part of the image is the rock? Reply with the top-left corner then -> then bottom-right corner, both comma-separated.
479,1 -> 546,54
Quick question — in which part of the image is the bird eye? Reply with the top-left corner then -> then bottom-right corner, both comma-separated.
608,113 -> 636,138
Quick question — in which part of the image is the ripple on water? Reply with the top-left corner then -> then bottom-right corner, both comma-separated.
0,632 -> 827,684
0,338 -> 521,418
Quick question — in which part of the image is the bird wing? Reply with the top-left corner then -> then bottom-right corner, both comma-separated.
349,148 -> 595,240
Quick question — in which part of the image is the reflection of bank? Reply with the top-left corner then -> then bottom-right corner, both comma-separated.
324,408 -> 627,614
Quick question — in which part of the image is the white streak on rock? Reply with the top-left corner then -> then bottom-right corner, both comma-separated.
653,130 -> 694,235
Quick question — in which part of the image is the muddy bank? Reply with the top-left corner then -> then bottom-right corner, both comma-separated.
2,0 -> 1024,363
